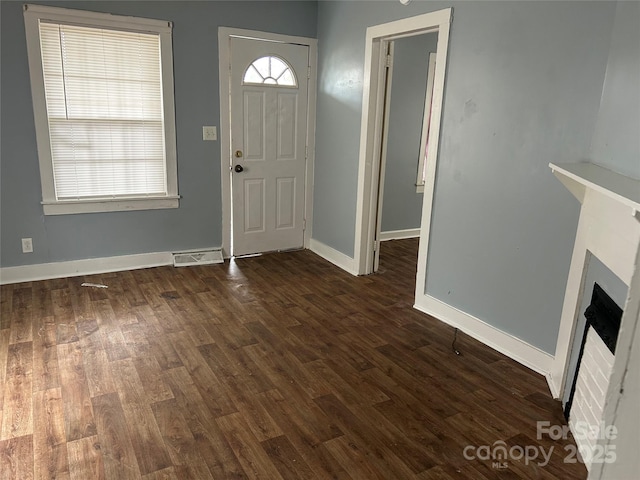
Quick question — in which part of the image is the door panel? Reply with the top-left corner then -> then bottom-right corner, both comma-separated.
276,177 -> 296,230
277,93 -> 297,160
243,91 -> 266,161
230,37 -> 309,256
243,179 -> 265,233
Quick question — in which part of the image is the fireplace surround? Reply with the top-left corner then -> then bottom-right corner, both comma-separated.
549,161 -> 640,473
565,283 -> 623,418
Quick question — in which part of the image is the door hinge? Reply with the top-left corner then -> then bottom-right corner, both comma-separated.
305,145 -> 308,160
373,240 -> 379,252
385,54 -> 392,69
307,66 -> 311,79
303,219 -> 307,231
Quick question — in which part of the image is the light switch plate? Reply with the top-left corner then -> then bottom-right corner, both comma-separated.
203,126 -> 217,141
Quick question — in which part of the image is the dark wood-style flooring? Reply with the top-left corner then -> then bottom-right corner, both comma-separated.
0,239 -> 586,479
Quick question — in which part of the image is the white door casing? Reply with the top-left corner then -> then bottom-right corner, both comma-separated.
228,36 -> 310,256
353,9 -> 452,290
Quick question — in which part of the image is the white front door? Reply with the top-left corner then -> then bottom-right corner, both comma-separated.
230,37 -> 309,256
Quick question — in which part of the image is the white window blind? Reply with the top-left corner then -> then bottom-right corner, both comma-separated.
39,22 -> 167,200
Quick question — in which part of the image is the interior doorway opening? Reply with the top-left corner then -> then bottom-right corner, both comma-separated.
376,31 -> 439,272
353,9 -> 453,307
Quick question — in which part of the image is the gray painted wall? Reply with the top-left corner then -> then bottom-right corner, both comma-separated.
0,0 -> 317,267
589,1 -> 640,180
381,33 -> 438,233
314,1 -> 616,353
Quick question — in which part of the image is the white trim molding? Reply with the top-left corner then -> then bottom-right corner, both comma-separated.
309,239 -> 359,276
379,228 -> 421,241
414,294 -> 554,376
218,27 -> 317,258
0,247 -> 220,285
415,51 -> 437,193
23,4 -> 179,216
42,196 -> 180,215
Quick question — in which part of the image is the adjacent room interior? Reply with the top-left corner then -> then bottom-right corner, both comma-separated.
1,1 -> 638,479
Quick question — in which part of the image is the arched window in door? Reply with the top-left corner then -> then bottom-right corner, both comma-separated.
243,55 -> 297,87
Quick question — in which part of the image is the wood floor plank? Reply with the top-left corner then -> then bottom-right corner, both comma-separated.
150,399 -> 214,479
0,434 -> 33,480
261,434 -> 315,480
314,393 -> 417,479
93,300 -> 130,362
77,319 -> 116,399
66,281 -> 95,326
198,341 -> 274,396
242,342 -> 332,401
167,332 -> 237,418
9,288 -> 32,345
34,443 -> 69,480
50,289 -> 73,328
322,435 -> 387,480
216,412 -> 284,480
32,318 -> 60,393
119,322 -> 150,353
91,393 -> 141,480
258,388 -> 343,448
1,342 -> 33,440
0,239 -> 588,479
131,349 -> 174,404
119,272 -> 150,309
33,388 -> 69,480
163,367 -> 246,479
0,330 -> 10,412
66,435 -> 104,480
30,282 -> 53,322
195,344 -> 282,443
0,284 -> 13,331
140,466 -> 179,480
109,359 -> 170,476
163,295 -> 216,347
145,331 -> 183,371
56,343 -> 96,442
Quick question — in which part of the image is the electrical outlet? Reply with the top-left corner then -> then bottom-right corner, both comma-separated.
21,237 -> 33,253
202,126 -> 217,141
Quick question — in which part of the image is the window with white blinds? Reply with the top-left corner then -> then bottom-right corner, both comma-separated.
24,5 -> 178,215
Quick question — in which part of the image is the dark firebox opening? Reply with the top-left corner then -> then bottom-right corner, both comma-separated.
563,283 -> 623,419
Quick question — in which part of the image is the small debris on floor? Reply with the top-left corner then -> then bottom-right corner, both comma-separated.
81,282 -> 108,288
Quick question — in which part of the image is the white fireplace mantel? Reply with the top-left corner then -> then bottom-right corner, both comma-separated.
550,162 -> 640,214
547,163 -> 640,479
549,161 -> 640,397
549,161 -> 640,475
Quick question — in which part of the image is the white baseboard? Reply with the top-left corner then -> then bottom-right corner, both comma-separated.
414,293 -> 554,378
379,228 -> 421,241
546,373 -> 562,399
309,238 -> 359,276
0,247 -> 220,285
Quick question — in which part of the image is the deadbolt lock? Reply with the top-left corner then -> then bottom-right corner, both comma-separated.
235,150 -> 243,158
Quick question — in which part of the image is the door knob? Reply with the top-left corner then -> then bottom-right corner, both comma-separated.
234,164 -> 244,173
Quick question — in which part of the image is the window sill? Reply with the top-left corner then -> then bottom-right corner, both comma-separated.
42,196 -> 180,215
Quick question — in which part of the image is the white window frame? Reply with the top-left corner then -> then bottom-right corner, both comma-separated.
23,4 -> 179,215
416,52 -> 437,194
242,55 -> 298,87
